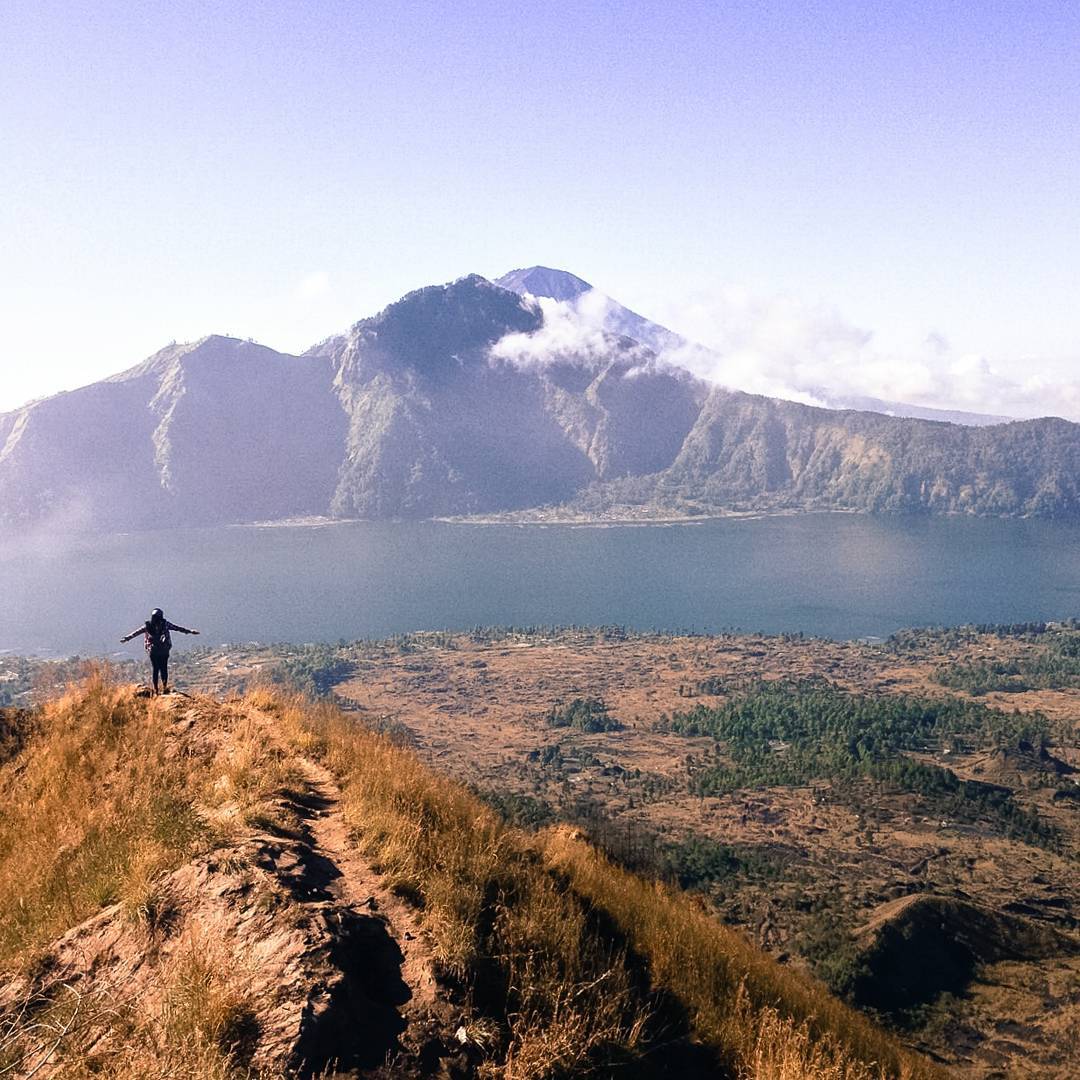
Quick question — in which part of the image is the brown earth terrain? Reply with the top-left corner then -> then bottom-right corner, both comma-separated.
1,678 -> 944,1080
171,627 -> 1080,1078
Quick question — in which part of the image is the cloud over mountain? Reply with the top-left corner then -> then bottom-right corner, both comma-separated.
649,287 -> 1080,423
489,293 -> 650,371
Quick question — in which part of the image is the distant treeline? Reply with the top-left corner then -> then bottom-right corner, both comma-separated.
933,631 -> 1080,694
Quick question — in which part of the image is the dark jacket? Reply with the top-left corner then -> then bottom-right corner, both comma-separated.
122,620 -> 197,654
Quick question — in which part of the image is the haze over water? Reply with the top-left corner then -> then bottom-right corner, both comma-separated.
2,514 -> 1079,656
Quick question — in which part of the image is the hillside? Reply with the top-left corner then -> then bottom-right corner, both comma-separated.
3,269 -> 1080,530
131,622 -> 1079,1077
0,337 -> 345,530
0,675 -> 940,1078
568,388 -> 1080,519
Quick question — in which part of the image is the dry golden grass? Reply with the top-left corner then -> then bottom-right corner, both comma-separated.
541,831 -> 938,1080
271,690 -> 943,1080
0,674 -> 294,1078
1,932 -> 272,1080
0,672 -> 295,970
0,673 -> 206,967
0,678 -> 945,1079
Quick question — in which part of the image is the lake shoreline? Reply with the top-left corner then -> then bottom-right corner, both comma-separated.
238,507 -> 857,529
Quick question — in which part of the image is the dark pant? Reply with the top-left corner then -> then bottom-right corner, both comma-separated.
150,648 -> 170,690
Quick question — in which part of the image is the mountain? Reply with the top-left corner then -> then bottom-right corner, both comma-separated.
317,274 -> 705,517
0,336 -> 346,530
573,387 -> 1080,519
495,265 -> 594,302
0,275 -> 705,528
2,269 -> 1079,531
495,265 -> 685,354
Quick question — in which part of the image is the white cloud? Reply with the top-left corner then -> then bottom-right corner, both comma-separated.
489,283 -> 1080,421
490,294 -> 649,370
650,288 -> 1080,421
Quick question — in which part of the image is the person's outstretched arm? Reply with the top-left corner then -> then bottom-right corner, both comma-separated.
120,626 -> 145,643
166,622 -> 199,635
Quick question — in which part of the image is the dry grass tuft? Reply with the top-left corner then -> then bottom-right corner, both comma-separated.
0,935 -> 269,1079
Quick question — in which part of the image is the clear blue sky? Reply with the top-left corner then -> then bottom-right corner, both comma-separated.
3,0 -> 1080,412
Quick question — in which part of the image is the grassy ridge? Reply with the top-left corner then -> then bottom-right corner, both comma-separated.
0,678 -> 941,1078
273,690 -> 940,1079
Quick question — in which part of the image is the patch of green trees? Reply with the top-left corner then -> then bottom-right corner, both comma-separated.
547,697 -> 623,732
657,678 -> 1057,848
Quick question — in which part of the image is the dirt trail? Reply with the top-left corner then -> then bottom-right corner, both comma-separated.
0,694 -> 470,1078
291,754 -> 443,1015
237,703 -> 467,1075
172,694 -> 462,1071
196,695 -> 462,1068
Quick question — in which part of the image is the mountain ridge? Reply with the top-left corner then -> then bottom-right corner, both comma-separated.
2,269 -> 1079,530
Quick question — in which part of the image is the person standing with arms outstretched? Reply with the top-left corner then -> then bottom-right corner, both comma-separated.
121,608 -> 199,694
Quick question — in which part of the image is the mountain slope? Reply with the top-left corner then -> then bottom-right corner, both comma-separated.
318,274 -> 705,518
563,387 -> 1080,520
0,676 -> 941,1078
0,336 -> 345,529
664,389 -> 1080,516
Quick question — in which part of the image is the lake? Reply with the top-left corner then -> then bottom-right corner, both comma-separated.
2,514 -> 1079,656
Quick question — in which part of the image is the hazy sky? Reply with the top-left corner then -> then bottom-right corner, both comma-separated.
3,1 -> 1080,415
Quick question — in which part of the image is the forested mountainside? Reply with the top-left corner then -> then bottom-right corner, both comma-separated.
2,270 -> 1079,531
